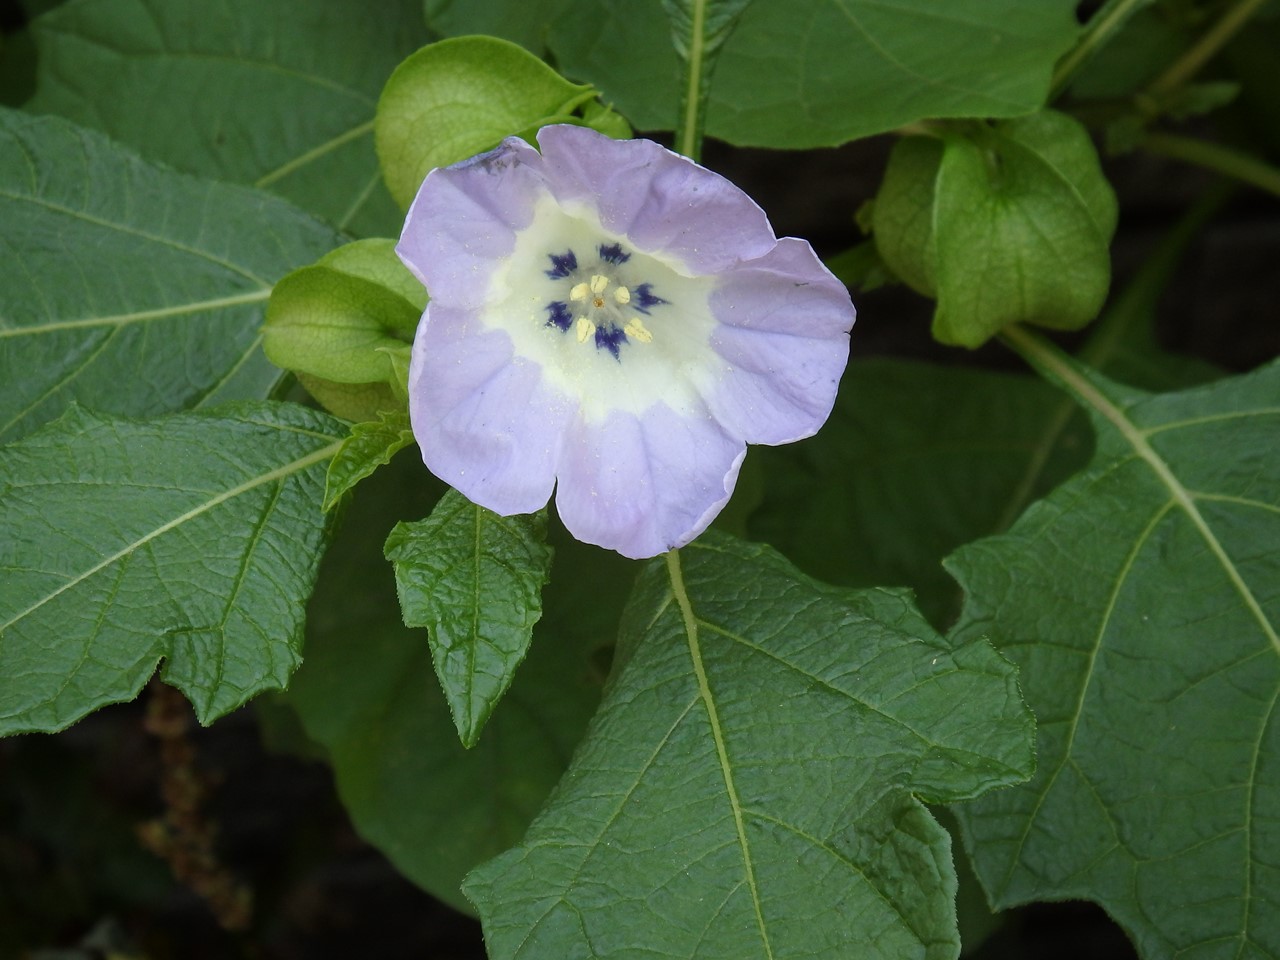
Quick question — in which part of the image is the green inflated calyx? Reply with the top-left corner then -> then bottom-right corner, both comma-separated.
872,110 -> 1118,349
264,238 -> 423,421
375,35 -> 598,210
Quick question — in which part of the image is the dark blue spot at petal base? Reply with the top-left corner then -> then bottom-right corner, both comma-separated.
545,301 -> 572,331
545,250 -> 578,279
598,243 -> 630,265
595,324 -> 628,360
632,283 -> 668,314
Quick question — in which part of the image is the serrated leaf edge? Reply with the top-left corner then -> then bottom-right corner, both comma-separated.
1,438 -> 341,636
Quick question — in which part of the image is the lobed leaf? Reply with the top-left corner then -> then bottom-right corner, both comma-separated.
949,337 -> 1280,959
385,491 -> 554,748
286,456 -> 608,911
0,402 -> 344,734
27,0 -> 428,235
466,533 -> 1034,959
0,110 -> 341,444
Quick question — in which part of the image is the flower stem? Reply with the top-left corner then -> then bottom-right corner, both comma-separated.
1050,0 -> 1149,100
1142,132 -> 1280,200
1146,0 -> 1269,97
675,0 -> 709,161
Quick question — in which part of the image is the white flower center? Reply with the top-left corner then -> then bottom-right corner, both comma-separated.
486,195 -> 726,422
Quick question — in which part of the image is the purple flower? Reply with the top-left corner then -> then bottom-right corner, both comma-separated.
396,125 -> 854,559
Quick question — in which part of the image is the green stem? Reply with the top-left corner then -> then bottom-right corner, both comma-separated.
676,0 -> 708,161
1050,0 -> 1150,100
1143,132 -> 1280,200
1146,0 -> 1269,97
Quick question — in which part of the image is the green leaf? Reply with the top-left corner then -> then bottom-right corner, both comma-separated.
323,410 -> 416,512
385,491 -> 554,748
375,35 -> 593,210
931,111 -> 1118,347
286,454 -> 609,912
424,0 -> 571,55
750,359 -> 1094,628
756,195 -> 1223,630
949,333 -> 1280,959
27,0 -> 429,235
465,533 -> 1034,958
1066,1 -> 1189,100
0,402 -> 344,735
545,0 -> 1079,148
0,110 -> 341,444
263,265 -> 417,385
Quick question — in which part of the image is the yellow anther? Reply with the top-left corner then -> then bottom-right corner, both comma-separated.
569,282 -> 590,302
613,286 -> 631,305
576,317 -> 596,343
624,318 -> 653,343
589,274 -> 609,294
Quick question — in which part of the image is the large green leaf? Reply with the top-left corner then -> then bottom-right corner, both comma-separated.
949,332 -> 1280,959
385,491 -> 554,748
424,0 -> 570,54
0,402 -> 344,735
0,110 -> 341,444
465,533 -> 1034,958
750,359 -> 1094,628
541,0 -> 1078,147
756,195 -> 1224,630
26,0 -> 429,235
286,453 -> 614,913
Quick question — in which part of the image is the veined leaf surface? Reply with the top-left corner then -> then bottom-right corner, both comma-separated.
0,402 -> 344,733
466,533 -> 1034,959
0,111 -> 341,443
28,0 -> 428,234
950,333 -> 1280,959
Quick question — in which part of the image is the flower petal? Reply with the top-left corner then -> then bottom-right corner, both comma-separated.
536,124 -> 776,274
704,238 -> 854,445
396,136 -> 550,309
409,303 -> 575,514
554,402 -> 746,559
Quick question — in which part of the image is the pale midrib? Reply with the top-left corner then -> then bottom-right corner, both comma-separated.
0,289 -> 270,339
665,549 -> 774,960
0,439 -> 341,633
1006,325 -> 1280,657
0,190 -> 268,286
254,118 -> 375,188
